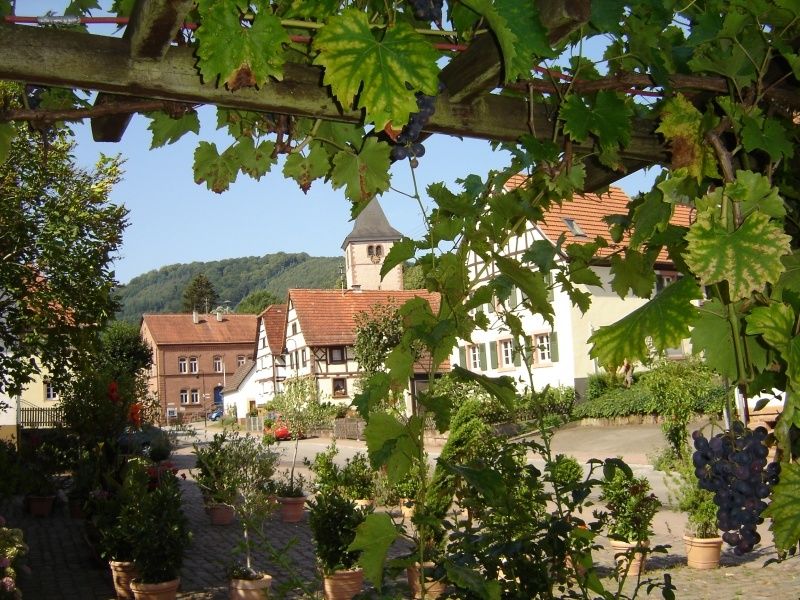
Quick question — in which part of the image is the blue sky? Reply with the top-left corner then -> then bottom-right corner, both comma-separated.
30,1 -> 658,284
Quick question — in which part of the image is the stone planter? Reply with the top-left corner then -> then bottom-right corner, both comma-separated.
27,495 -> 56,517
683,535 -> 723,569
323,568 -> 363,600
229,573 -> 272,599
109,561 -> 138,600
406,562 -> 445,599
610,539 -> 648,576
278,496 -> 306,523
129,578 -> 180,600
209,502 -> 235,525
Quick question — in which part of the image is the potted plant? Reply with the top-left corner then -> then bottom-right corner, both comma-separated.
600,467 -> 661,576
193,432 -> 238,525
225,434 -> 280,599
24,467 -> 58,517
126,460 -> 191,600
340,452 -> 376,507
669,454 -> 722,569
273,470 -> 307,523
0,515 -> 27,599
307,491 -> 368,600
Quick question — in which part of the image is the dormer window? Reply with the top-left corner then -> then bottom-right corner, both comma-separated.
562,217 -> 586,237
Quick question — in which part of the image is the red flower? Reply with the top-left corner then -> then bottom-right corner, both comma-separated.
128,402 -> 142,428
108,381 -> 121,403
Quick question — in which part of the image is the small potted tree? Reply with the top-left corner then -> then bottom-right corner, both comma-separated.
340,452 -> 376,507
193,432 -> 238,525
308,491 -> 368,600
225,434 -> 280,599
273,470 -> 308,523
600,468 -> 661,576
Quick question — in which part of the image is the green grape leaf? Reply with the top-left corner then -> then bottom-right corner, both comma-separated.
350,513 -> 398,590
494,256 -> 553,324
726,170 -> 785,218
381,238 -> 416,279
631,188 -> 672,247
494,0 -> 555,78
330,137 -> 391,204
747,302 -> 795,352
225,137 -> 276,180
443,562 -> 501,600
110,0 -> 135,17
146,111 -> 200,149
775,251 -> 800,301
195,3 -> 288,89
741,115 -> 794,163
590,0 -> 625,31
685,210 -> 792,301
560,95 -> 592,142
786,337 -> 800,392
656,94 -> 718,180
66,0 -> 101,15
763,462 -> 800,552
313,10 -> 439,129
193,141 -> 237,193
282,146 -> 330,193
284,0 -> 340,20
0,122 -> 14,165
610,250 -> 656,299
451,366 -> 518,411
690,299 -> 737,379
352,373 -> 391,419
363,411 -> 415,485
460,0 -> 518,82
589,277 -> 701,368
593,91 -> 633,148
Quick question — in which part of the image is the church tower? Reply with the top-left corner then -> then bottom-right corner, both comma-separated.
341,200 -> 404,290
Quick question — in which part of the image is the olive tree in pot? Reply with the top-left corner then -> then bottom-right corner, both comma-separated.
308,491 -> 369,600
193,431 -> 238,525
669,452 -> 722,569
225,433 -> 280,599
600,467 -> 661,576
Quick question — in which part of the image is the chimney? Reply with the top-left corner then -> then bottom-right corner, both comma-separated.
216,310 -> 223,322
192,310 -> 199,324
351,284 -> 362,293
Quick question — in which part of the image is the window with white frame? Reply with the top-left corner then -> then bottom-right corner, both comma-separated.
166,407 -> 178,418
44,380 -> 58,401
178,357 -> 187,373
180,389 -> 189,404
237,355 -> 246,367
191,389 -> 200,404
468,344 -> 481,370
213,355 -> 223,372
499,339 -> 514,368
329,346 -> 346,364
189,357 -> 198,373
534,333 -> 551,363
332,378 -> 348,397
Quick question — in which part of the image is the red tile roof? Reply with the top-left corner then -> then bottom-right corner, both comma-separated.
505,174 -> 692,263
289,289 -> 440,347
141,313 -> 258,345
258,304 -> 287,355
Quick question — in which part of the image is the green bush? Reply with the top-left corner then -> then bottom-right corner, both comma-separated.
545,454 -> 583,488
307,491 -> 368,574
573,386 -> 658,419
601,469 -> 661,543
340,452 -> 376,500
516,386 -> 576,421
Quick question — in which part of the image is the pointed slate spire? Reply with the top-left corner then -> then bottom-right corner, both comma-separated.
340,199 -> 403,249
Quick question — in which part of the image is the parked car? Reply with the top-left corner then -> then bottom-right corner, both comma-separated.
207,407 -> 223,421
118,424 -> 171,456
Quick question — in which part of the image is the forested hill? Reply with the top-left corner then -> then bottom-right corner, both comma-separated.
115,252 -> 342,323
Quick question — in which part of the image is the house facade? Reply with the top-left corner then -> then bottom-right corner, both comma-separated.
251,303 -> 288,407
453,182 -> 690,396
140,311 -> 258,421
221,358 -> 259,420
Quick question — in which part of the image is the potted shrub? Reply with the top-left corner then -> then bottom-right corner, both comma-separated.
273,470 -> 307,523
306,441 -> 341,496
600,467 -> 661,576
193,432 -> 238,525
125,460 -> 191,600
669,454 -> 722,569
307,491 -> 368,600
340,452 -> 376,507
225,434 -> 280,599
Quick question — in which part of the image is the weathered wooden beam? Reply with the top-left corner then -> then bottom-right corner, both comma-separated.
91,0 -> 194,142
0,23 -> 668,165
439,0 -> 590,104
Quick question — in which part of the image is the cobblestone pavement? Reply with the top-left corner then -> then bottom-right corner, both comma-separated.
6,428 -> 800,599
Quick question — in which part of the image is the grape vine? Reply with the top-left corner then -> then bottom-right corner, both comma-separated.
692,425 -> 780,555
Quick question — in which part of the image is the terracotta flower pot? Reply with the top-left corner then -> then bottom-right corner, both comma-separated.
109,561 -> 139,600
209,502 -> 235,525
323,569 -> 363,600
406,562 -> 446,599
278,496 -> 306,523
683,535 -> 723,570
129,578 -> 180,600
353,498 -> 374,509
27,495 -> 56,517
229,573 -> 272,599
610,539 -> 648,576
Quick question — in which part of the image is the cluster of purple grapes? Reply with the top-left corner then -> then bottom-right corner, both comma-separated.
692,424 -> 779,555
409,0 -> 444,24
389,93 -> 436,166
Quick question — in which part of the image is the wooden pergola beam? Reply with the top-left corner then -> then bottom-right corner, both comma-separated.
0,22 -> 668,176
91,0 -> 194,142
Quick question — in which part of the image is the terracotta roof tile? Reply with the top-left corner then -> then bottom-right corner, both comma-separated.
258,304 -> 287,355
289,289 -> 440,347
505,176 -> 692,264
141,313 -> 258,345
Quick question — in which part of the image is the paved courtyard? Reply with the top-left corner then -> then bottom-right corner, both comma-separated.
6,425 -> 800,599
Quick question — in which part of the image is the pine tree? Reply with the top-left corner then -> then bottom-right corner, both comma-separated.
181,274 -> 219,313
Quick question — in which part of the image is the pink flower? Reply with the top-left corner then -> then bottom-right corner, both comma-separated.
2,576 -> 15,592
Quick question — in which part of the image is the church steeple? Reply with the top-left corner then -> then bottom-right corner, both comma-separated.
341,200 -> 404,290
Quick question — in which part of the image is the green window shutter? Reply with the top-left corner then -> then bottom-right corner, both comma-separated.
550,331 -> 559,362
479,344 -> 488,371
513,340 -> 522,366
459,346 -> 467,370
546,271 -> 554,302
490,342 -> 499,369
